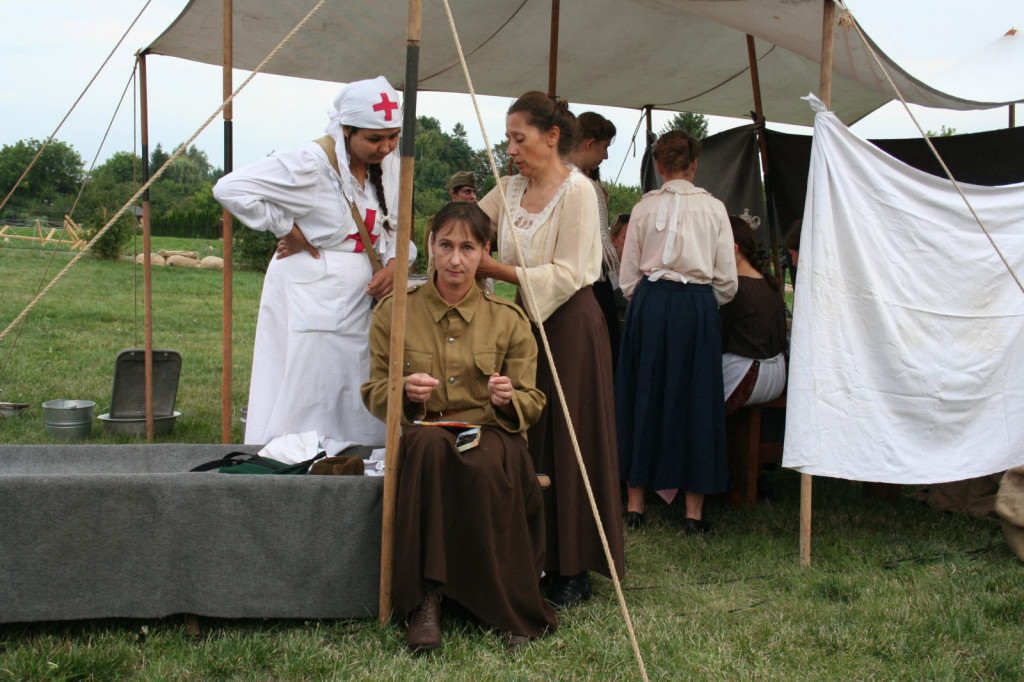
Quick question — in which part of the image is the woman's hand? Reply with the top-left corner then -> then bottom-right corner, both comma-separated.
276,223 -> 319,259
488,373 -> 514,408
366,258 -> 396,299
475,252 -> 518,284
405,372 -> 439,403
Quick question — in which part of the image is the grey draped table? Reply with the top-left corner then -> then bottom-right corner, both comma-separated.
0,444 -> 382,623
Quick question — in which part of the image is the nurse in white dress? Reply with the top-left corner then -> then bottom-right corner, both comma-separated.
214,76 -> 402,450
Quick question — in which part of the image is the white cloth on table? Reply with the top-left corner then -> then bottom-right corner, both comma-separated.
784,94 -> 1024,484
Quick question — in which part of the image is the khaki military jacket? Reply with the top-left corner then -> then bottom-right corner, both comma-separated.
361,278 -> 545,434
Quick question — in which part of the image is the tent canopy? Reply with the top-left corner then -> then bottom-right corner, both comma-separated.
146,0 -> 1023,128
927,28 -> 1022,103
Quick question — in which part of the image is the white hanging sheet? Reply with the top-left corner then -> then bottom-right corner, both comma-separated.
783,95 -> 1024,484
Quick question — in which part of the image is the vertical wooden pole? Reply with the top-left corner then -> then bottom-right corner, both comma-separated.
547,0 -> 560,96
745,34 -> 783,290
138,51 -> 154,441
801,0 -> 836,570
221,0 -> 235,443
379,0 -> 421,624
1010,103 -> 1016,128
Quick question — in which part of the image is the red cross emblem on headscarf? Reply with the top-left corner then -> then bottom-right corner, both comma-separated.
372,93 -> 398,121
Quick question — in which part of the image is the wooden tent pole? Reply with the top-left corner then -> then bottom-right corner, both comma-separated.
745,34 -> 783,290
221,0 -> 235,443
548,0 -> 560,96
138,51 -> 155,441
1010,104 -> 1016,128
800,0 -> 836,570
379,0 -> 421,624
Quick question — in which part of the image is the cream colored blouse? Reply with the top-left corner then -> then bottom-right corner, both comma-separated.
478,170 -> 602,323
619,178 -> 737,305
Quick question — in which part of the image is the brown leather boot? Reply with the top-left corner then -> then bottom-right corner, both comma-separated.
406,587 -> 442,652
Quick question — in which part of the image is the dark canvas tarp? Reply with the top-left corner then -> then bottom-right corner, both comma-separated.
641,124 -> 769,247
766,125 -> 1024,237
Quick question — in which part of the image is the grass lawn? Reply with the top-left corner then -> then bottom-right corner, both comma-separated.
1,243 -> 1021,680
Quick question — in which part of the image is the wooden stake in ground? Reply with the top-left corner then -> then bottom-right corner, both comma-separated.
801,0 -> 837,570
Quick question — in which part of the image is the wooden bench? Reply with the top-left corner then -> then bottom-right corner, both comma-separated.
726,394 -> 786,508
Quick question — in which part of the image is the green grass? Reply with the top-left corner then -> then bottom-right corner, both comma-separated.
1,244 -> 1022,680
0,240 -> 257,443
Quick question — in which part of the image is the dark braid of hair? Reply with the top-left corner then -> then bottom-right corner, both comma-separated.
730,215 -> 778,292
368,163 -> 392,233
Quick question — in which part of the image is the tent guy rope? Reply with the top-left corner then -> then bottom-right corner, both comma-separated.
0,0 -> 153,216
0,0 -> 328,349
439,1 -> 649,679
842,9 -> 1024,296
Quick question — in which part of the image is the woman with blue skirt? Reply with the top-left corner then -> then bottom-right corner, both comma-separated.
616,130 -> 738,534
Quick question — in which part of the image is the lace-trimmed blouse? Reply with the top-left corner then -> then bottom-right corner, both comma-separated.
478,169 -> 602,323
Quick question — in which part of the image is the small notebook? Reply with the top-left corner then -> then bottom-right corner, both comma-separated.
413,421 -> 482,452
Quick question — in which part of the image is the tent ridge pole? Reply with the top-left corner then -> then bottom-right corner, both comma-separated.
380,0 -> 422,625
801,0 -> 837,570
221,0 -> 234,444
138,50 -> 155,441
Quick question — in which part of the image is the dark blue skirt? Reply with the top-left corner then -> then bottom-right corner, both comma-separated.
615,278 -> 727,495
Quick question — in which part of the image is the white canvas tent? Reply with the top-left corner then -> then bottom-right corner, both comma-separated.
928,27 -> 1022,103
145,0 -> 1022,128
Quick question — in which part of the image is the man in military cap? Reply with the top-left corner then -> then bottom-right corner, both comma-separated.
445,170 -> 477,204
422,171 -> 478,272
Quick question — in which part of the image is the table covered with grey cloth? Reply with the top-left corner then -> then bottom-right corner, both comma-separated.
0,444 -> 382,623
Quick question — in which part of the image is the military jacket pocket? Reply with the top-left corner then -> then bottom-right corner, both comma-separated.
402,349 -> 433,377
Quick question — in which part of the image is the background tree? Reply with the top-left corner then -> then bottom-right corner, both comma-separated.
605,182 -> 643,220
0,138 -> 84,218
149,143 -> 170,174
78,151 -> 141,260
659,111 -> 710,139
925,125 -> 959,138
412,116 -> 476,216
473,140 -> 510,194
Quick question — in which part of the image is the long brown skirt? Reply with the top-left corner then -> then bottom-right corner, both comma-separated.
525,287 -> 625,579
392,425 -> 557,638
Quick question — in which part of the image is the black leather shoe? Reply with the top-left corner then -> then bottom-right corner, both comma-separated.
684,517 -> 712,535
624,511 -> 644,529
546,572 -> 591,609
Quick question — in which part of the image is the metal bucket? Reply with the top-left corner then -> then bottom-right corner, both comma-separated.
42,399 -> 95,440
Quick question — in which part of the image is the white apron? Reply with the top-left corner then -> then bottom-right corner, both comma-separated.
244,247 -> 386,447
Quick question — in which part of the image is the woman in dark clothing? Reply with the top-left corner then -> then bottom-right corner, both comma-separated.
720,216 -> 789,415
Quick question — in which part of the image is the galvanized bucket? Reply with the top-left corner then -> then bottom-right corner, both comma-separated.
42,399 -> 95,440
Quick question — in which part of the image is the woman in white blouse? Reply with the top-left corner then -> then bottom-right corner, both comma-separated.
213,76 -> 401,452
616,130 -> 738,534
477,91 -> 624,610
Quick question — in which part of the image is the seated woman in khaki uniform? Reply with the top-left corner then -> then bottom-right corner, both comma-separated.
361,202 -> 556,652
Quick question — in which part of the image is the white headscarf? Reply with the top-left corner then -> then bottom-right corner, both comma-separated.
323,76 -> 403,224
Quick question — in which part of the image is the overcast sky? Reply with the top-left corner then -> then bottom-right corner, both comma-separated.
2,0 -> 1021,186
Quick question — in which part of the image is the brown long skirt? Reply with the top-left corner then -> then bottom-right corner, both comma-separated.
392,425 -> 557,638
525,287 -> 625,579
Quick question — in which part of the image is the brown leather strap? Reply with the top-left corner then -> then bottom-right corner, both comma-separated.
314,136 -> 383,273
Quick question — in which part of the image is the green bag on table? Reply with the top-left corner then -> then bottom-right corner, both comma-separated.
190,451 -> 326,475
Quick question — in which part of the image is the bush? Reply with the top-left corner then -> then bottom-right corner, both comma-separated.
231,219 -> 276,271
86,208 -> 135,261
